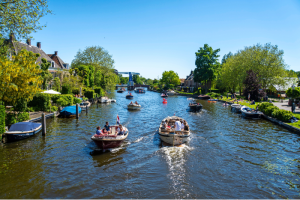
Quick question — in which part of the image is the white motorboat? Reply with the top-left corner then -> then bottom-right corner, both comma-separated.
241,106 -> 263,119
231,104 -> 242,113
168,90 -> 176,95
99,96 -> 111,103
158,116 -> 190,146
134,87 -> 146,93
80,101 -> 91,110
127,103 -> 141,110
110,99 -> 116,103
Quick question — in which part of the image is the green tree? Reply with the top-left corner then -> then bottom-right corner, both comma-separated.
161,70 -> 180,89
221,52 -> 232,65
133,75 -> 143,85
194,44 -> 220,93
41,58 -> 53,89
52,77 -> 61,92
0,0 -> 52,39
286,87 -> 300,99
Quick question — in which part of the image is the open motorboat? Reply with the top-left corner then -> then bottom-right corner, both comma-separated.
117,88 -> 126,93
99,96 -> 112,103
2,122 -> 42,143
80,101 -> 91,110
198,95 -> 210,100
110,99 -> 116,103
231,104 -> 242,113
161,93 -> 168,97
187,98 -> 202,112
134,87 -> 146,93
127,103 -> 141,110
60,106 -> 81,117
158,116 -> 190,146
91,125 -> 129,149
126,93 -> 134,99
168,90 -> 176,96
241,105 -> 263,119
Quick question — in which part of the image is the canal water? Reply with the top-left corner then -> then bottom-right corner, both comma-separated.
0,91 -> 300,198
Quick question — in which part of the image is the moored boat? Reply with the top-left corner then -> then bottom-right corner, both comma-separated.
99,96 -> 112,103
198,95 -> 210,100
168,90 -> 176,95
80,101 -> 91,110
241,106 -> 263,119
60,106 -> 81,117
158,116 -> 190,146
231,104 -> 242,113
91,125 -> 129,149
161,93 -> 168,97
2,122 -> 42,143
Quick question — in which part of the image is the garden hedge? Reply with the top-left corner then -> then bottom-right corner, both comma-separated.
85,90 -> 96,99
94,87 -> 105,96
0,105 -> 5,135
259,102 -> 293,122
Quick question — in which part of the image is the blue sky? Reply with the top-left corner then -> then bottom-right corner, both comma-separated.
30,0 -> 300,79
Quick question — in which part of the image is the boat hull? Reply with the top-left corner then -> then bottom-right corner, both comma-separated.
241,112 -> 262,119
188,105 -> 202,112
92,139 -> 125,149
158,133 -> 189,145
3,126 -> 42,143
126,96 -> 133,99
127,105 -> 141,110
117,90 -> 124,93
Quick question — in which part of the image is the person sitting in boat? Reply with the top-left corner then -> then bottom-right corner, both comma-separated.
95,126 -> 102,136
102,128 -> 109,135
129,101 -> 133,105
135,101 -> 138,105
104,122 -> 111,133
181,121 -> 185,130
183,122 -> 189,131
175,120 -> 182,131
117,125 -> 125,135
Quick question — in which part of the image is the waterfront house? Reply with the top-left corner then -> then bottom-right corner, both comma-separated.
179,71 -> 211,92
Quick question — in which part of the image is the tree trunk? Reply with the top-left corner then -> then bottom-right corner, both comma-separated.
205,81 -> 208,94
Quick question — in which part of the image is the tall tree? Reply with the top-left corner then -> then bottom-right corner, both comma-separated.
243,70 -> 265,101
161,70 -> 180,89
221,52 -> 232,65
133,75 -> 143,85
0,49 -> 42,105
40,58 -> 53,89
194,44 -> 220,93
0,0 -> 52,39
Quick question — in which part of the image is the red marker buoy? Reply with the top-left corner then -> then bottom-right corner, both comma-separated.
163,98 -> 167,104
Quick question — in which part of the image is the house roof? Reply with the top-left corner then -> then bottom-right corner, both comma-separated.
12,41 -> 53,64
180,79 -> 185,83
47,53 -> 69,69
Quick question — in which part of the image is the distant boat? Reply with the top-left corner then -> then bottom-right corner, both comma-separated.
127,103 -> 141,110
198,95 -> 210,100
2,122 -> 42,143
241,106 -> 263,119
168,90 -> 176,95
80,101 -> 91,110
99,96 -> 112,103
187,98 -> 202,112
91,125 -> 129,149
134,87 -> 146,93
117,88 -> 126,93
60,106 -> 81,117
126,93 -> 134,99
161,93 -> 168,97
231,104 -> 242,113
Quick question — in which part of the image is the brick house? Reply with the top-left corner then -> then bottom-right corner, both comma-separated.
179,71 -> 211,92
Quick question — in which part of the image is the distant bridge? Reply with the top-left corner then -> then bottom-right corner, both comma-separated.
116,84 -> 150,90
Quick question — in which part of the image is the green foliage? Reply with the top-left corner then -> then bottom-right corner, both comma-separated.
41,58 -> 53,89
56,95 -> 73,107
6,112 -> 29,126
0,1 -> 52,39
94,87 -> 105,96
133,75 -> 143,85
286,87 -> 300,99
70,65 -> 95,87
0,105 -> 5,135
84,90 -> 95,99
28,93 -> 51,111
74,98 -> 82,104
82,97 -> 88,101
264,106 -> 279,116
272,109 -> 293,122
61,84 -> 72,94
194,44 -> 220,93
258,102 -> 274,112
14,98 -> 27,112
161,71 -> 180,89
51,106 -> 58,112
52,77 -> 61,92
72,88 -> 80,95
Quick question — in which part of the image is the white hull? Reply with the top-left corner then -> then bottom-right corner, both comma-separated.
100,97 -> 111,103
127,104 -> 141,110
159,133 -> 189,145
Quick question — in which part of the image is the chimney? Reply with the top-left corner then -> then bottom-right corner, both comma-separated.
26,39 -> 31,46
55,51 -> 58,55
9,33 -> 15,42
37,42 -> 41,49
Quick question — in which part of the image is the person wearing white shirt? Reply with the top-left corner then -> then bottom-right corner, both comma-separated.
175,120 -> 181,131
181,122 -> 184,130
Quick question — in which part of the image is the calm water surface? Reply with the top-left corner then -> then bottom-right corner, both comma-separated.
1,91 -> 300,198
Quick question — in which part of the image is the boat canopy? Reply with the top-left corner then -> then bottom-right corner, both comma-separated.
9,122 -> 41,131
61,106 -> 82,113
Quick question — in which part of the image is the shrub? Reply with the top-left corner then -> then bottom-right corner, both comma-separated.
50,94 -> 60,104
83,97 -> 88,101
5,112 -> 30,126
258,102 -> 274,113
264,106 -> 279,116
56,94 -> 73,107
94,87 -> 105,96
26,107 -> 35,112
74,98 -> 82,104
72,88 -> 80,95
28,93 -> 51,111
85,90 -> 95,99
210,89 -> 219,93
0,105 -> 5,135
61,84 -> 72,94
272,109 -> 293,122
14,98 -> 27,112
17,112 -> 30,122
52,106 -> 58,112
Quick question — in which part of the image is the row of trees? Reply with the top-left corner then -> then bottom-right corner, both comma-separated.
193,43 -> 296,96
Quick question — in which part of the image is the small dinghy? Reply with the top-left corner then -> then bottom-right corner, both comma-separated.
117,88 -> 125,93
134,87 -> 146,93
60,106 -> 81,117
80,101 -> 91,110
91,125 -> 129,149
168,90 -> 176,96
198,95 -> 210,100
161,93 -> 168,97
241,106 -> 263,119
187,98 -> 202,112
127,102 -> 141,110
99,96 -> 111,103
2,122 -> 42,143
231,104 -> 242,113
126,93 -> 134,99
110,99 -> 116,103
158,116 -> 190,146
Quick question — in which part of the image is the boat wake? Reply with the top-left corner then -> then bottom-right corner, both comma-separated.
159,144 -> 194,198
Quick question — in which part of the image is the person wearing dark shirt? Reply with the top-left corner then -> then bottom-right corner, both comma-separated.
104,122 -> 111,132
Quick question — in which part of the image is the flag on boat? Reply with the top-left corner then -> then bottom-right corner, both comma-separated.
117,115 -> 120,124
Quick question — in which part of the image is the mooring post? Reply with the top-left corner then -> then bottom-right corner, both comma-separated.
42,113 -> 46,136
76,103 -> 79,119
86,105 -> 88,114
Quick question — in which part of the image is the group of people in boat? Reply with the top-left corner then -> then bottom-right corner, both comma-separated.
94,122 -> 125,137
129,101 -> 139,105
163,119 -> 189,131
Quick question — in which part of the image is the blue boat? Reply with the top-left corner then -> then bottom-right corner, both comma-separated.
60,106 -> 81,117
2,122 -> 42,143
